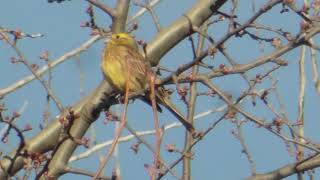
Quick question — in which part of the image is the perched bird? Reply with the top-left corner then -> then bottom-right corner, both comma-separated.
101,33 -> 196,135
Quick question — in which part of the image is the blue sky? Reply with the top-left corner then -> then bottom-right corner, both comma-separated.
1,1 -> 320,179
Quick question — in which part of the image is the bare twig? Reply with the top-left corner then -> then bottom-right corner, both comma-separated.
0,32 -> 64,112
86,0 -> 117,18
0,35 -> 101,97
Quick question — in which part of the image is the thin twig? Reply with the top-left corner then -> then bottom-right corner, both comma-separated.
0,32 -> 64,112
0,35 -> 101,97
86,0 -> 117,18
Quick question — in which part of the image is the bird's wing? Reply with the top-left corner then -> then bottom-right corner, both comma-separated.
117,46 -> 150,75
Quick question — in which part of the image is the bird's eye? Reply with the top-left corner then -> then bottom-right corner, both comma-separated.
116,35 -> 120,39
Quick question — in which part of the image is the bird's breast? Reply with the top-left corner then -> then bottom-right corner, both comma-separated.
102,53 -> 127,91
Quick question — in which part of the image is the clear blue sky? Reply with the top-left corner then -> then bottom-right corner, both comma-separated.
1,1 -> 320,179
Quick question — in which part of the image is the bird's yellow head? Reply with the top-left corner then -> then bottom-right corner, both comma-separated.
107,33 -> 138,49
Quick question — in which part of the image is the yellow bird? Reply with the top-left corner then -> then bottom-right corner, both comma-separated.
101,33 -> 196,135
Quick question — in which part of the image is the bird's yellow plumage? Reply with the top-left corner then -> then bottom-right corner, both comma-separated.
101,33 -> 196,135
102,33 -> 148,92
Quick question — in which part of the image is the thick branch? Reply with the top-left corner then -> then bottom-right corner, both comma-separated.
147,0 -> 227,65
0,0 -> 226,178
112,0 -> 131,33
39,0 -> 131,179
247,155 -> 320,180
0,82 -> 113,179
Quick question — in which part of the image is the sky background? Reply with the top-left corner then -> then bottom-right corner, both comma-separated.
1,0 -> 320,179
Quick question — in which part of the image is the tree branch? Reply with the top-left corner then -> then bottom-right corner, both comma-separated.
146,0 -> 227,65
0,0 -> 226,178
247,154 -> 320,180
86,0 -> 117,18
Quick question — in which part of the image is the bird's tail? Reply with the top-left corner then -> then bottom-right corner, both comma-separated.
155,88 -> 195,134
